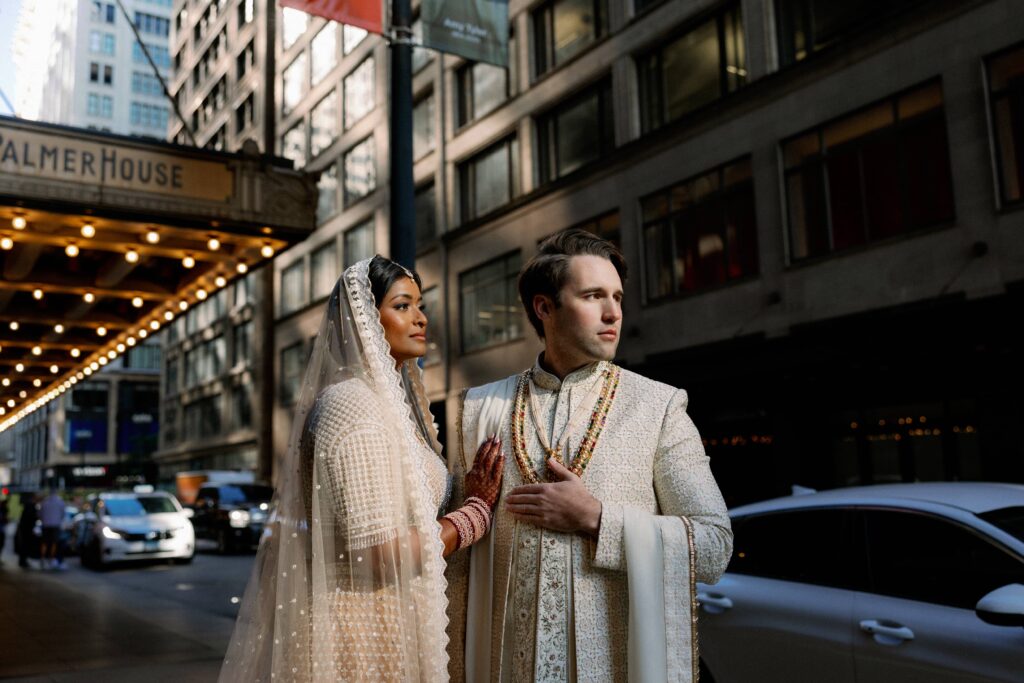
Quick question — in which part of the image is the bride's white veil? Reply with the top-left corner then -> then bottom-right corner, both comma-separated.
219,258 -> 449,682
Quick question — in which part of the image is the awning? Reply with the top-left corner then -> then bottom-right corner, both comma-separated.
0,116 -> 317,433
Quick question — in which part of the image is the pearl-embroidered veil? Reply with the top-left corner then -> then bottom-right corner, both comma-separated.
219,258 -> 449,682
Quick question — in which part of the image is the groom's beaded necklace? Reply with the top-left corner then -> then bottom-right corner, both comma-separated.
511,364 -> 621,484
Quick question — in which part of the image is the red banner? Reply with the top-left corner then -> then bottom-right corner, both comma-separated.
279,0 -> 382,35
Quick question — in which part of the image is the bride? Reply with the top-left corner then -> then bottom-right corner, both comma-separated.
219,256 -> 504,682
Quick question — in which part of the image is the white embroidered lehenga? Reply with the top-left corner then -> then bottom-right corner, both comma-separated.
219,259 -> 451,683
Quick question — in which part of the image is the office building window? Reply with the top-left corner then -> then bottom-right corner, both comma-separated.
460,252 -> 524,352
134,12 -> 169,37
91,31 -> 115,54
103,65 -> 113,85
89,63 -> 100,82
233,320 -> 253,367
456,62 -> 507,127
641,158 -> 757,300
459,136 -> 519,222
132,71 -> 163,96
422,286 -> 443,366
282,122 -> 306,169
281,260 -> 306,315
282,53 -> 307,116
415,183 -> 437,245
233,275 -> 252,309
413,92 -> 435,159
783,81 -> 954,261
237,41 -> 255,80
184,395 -> 221,438
776,0 -> 919,67
282,6 -> 308,49
533,0 -> 608,76
236,93 -> 255,134
562,211 -> 621,250
344,57 -> 375,128
317,161 -> 339,222
165,355 -> 179,395
344,220 -> 375,268
130,102 -> 168,129
133,42 -> 170,68
125,342 -> 161,370
343,137 -> 376,205
312,25 -> 338,85
311,90 -> 339,158
87,94 -> 114,118
232,383 -> 252,428
638,5 -> 745,133
311,241 -> 339,300
411,18 -> 432,72
343,24 -> 368,54
238,0 -> 254,26
988,43 -> 1024,208
538,77 -> 613,183
280,342 -> 305,405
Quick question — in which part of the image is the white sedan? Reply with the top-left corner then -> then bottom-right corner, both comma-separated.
698,483 -> 1024,683
77,491 -> 195,568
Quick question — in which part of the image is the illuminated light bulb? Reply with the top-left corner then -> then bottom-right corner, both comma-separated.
6,400 -> 13,408
107,350 -> 116,359
70,348 -> 80,358
75,372 -> 83,380
65,243 -> 79,257
19,390 -> 27,397
12,216 -> 26,230
0,408 -> 4,415
1,378 -> 9,387
83,292 -> 95,303
50,365 -> 58,374
0,237 -> 13,250
9,321 -> 19,331
145,229 -> 160,244
178,301 -> 188,311
138,329 -> 148,339
125,249 -> 140,263
163,311 -> 173,321
207,236 -> 221,251
196,288 -> 208,300
14,363 -> 24,372
96,326 -> 107,336
89,361 -> 99,371
98,356 -> 108,365
182,255 -> 195,268
149,320 -> 160,330
31,380 -> 40,388
33,289 -> 43,300
132,296 -> 144,308
236,262 -> 248,274
31,346 -> 41,355
84,367 -> 93,376
59,386 -> 65,393
126,337 -> 136,346
54,324 -> 64,334
81,223 -> 96,238
116,343 -> 125,352
214,275 -> 227,288
71,376 -> 79,384
260,243 -> 275,258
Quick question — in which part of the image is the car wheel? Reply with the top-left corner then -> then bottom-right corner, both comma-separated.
86,540 -> 107,571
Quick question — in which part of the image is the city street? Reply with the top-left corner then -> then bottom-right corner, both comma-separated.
0,536 -> 253,682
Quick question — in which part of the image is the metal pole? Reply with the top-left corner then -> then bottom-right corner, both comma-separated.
389,0 -> 416,268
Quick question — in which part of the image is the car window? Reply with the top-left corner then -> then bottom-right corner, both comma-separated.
197,487 -> 218,502
218,485 -> 273,505
978,507 -> 1024,543
728,508 -> 860,590
863,509 -> 1024,610
104,498 -> 146,516
137,496 -> 178,514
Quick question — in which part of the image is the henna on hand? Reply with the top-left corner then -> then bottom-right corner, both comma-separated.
465,435 -> 505,509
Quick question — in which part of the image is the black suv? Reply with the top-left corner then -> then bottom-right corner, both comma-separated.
190,483 -> 273,553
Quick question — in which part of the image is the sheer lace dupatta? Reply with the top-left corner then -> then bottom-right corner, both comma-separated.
219,259 -> 449,683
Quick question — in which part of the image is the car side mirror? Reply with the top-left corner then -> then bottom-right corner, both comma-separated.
976,583 -> 1024,627
182,507 -> 195,519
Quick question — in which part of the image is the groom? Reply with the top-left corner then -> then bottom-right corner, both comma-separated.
445,229 -> 733,682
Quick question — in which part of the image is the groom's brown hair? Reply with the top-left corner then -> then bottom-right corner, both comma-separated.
518,228 -> 627,338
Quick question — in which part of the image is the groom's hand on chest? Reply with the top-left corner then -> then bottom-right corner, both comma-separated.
504,458 -> 602,538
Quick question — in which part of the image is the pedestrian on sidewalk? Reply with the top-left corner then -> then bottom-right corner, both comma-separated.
15,492 -> 38,569
0,497 -> 9,565
39,490 -> 66,570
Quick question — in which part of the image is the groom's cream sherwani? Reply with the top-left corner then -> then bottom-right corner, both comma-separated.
445,359 -> 733,683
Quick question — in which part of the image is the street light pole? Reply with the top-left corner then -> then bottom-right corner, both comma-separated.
389,0 -> 416,269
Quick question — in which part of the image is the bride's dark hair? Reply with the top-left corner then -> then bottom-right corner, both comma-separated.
368,255 -> 423,307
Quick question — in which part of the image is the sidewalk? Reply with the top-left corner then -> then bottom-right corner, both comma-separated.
0,528 -> 226,682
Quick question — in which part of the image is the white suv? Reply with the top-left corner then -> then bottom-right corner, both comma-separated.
77,491 -> 195,568
698,483 -> 1024,683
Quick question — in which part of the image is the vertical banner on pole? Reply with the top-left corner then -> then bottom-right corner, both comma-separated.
420,0 -> 509,66
279,0 -> 384,35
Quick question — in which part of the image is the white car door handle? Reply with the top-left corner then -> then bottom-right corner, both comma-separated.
697,592 -> 733,613
859,619 -> 915,645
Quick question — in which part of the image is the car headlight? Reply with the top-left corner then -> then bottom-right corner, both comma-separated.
101,527 -> 124,540
228,510 -> 251,528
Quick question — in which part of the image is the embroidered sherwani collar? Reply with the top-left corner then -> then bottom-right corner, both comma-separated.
532,354 -> 607,392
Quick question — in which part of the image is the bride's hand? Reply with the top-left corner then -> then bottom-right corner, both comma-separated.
465,435 -> 505,509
